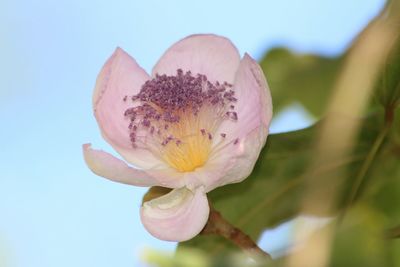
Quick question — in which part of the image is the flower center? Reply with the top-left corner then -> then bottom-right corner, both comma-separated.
124,69 -> 238,172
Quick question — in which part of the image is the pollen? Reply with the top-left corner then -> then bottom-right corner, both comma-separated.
124,69 -> 238,172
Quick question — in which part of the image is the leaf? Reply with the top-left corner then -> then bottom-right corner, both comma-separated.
360,130 -> 400,228
259,48 -> 344,117
278,206 -> 392,267
375,31 -> 400,109
330,206 -> 389,267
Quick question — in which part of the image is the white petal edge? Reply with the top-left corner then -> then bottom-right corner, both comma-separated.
94,47 -> 166,169
216,53 -> 273,144
83,143 -> 160,187
140,187 -> 209,241
152,34 -> 240,84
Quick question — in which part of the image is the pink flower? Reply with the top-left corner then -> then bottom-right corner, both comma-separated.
83,34 -> 272,242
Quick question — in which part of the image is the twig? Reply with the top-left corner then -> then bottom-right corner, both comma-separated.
201,206 -> 272,261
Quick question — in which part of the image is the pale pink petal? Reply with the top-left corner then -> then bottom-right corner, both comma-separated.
186,54 -> 271,192
83,144 -> 159,186
217,53 -> 272,143
219,54 -> 272,143
152,34 -> 240,83
184,126 -> 268,192
140,187 -> 209,241
83,144 -> 187,189
94,47 -> 165,169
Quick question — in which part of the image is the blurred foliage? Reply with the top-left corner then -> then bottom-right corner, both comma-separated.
260,48 -> 344,117
178,112 -> 383,254
376,34 -> 400,110
142,248 -> 210,267
142,248 -> 274,267
144,3 -> 400,267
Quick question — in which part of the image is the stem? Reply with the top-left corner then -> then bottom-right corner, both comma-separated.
201,207 -> 272,261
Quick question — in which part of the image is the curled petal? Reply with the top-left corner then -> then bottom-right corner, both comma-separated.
185,126 -> 268,192
83,144 -> 159,187
192,54 -> 272,192
152,34 -> 240,83
83,144 -> 187,189
140,187 -> 209,241
217,53 -> 272,142
94,48 -> 165,169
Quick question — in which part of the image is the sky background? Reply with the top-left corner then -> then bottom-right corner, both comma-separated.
0,0 -> 384,266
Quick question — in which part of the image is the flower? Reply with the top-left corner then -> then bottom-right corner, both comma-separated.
83,34 -> 272,242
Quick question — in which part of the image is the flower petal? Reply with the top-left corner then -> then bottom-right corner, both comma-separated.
83,144 -> 159,186
217,53 -> 272,142
187,54 -> 271,192
83,144 -> 188,189
184,126 -> 268,192
152,34 -> 240,83
94,47 -> 166,169
140,187 -> 209,241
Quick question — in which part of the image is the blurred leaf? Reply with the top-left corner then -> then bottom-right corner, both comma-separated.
376,35 -> 400,109
141,248 -> 272,267
360,131 -> 400,228
330,206 -> 388,267
141,248 -> 210,267
392,107 -> 400,144
280,206 -> 392,267
260,48 -> 344,117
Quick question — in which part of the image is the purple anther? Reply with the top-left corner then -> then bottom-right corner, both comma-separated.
142,119 -> 150,127
231,112 -> 238,121
123,69 -> 240,147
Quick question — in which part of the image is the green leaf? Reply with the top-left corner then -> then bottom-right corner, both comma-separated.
375,34 -> 400,109
360,128 -> 400,228
330,206 -> 389,267
259,48 -> 344,117
276,206 -> 392,267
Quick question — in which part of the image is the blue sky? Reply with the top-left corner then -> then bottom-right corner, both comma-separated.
0,0 -> 384,266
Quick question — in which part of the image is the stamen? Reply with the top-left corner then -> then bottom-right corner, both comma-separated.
124,69 -> 240,172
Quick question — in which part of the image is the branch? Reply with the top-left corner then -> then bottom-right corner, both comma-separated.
201,206 -> 272,261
